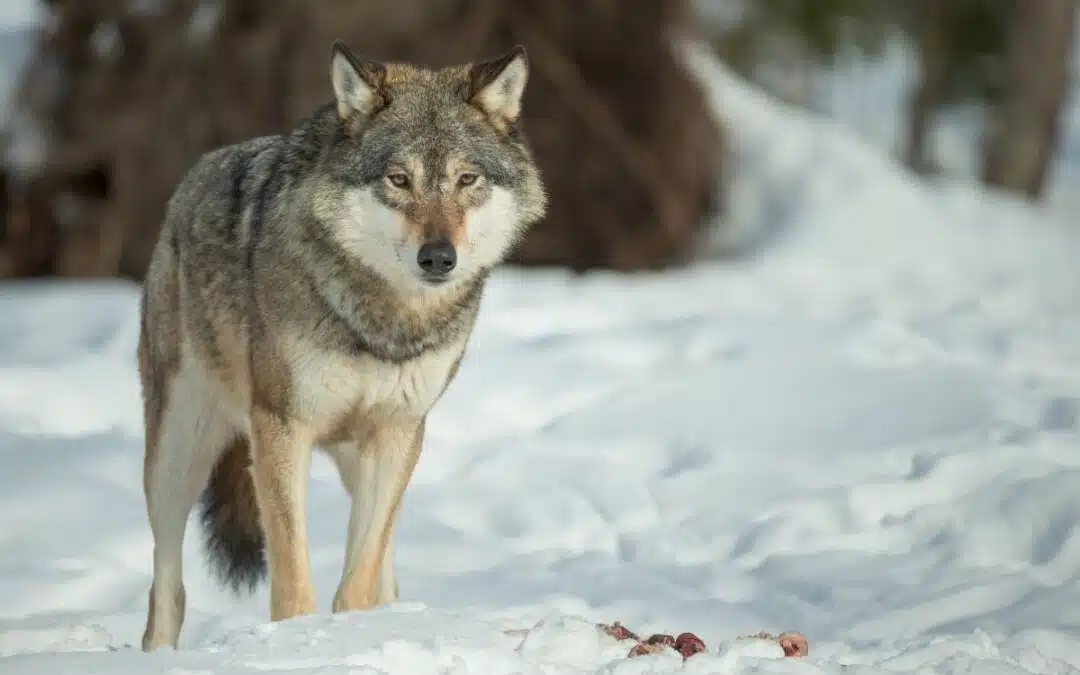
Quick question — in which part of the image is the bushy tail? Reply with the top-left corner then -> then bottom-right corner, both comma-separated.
198,437 -> 267,594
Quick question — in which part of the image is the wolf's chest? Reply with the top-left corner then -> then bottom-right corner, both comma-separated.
286,338 -> 464,429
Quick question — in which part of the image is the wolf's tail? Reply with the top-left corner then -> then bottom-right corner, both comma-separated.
198,437 -> 267,594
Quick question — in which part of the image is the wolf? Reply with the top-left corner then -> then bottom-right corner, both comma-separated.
136,40 -> 546,651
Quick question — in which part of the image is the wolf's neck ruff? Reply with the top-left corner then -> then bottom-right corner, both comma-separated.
305,237 -> 488,364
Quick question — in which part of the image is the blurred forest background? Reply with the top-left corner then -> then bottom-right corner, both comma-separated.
0,0 -> 1075,280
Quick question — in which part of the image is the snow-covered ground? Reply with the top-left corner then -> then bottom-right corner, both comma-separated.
2,10 -> 1080,675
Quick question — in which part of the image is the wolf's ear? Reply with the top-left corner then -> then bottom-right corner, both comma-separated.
331,40 -> 387,121
467,45 -> 529,124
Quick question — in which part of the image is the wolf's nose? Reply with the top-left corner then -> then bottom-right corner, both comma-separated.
417,241 -> 457,275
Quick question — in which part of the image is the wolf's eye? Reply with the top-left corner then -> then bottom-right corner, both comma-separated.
458,173 -> 479,187
387,173 -> 410,189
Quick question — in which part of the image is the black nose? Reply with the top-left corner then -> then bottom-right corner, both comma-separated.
417,241 -> 457,275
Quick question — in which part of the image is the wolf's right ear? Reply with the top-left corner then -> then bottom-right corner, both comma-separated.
331,41 -> 388,121
467,45 -> 529,126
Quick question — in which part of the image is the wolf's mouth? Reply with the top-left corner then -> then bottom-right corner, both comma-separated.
420,274 -> 450,287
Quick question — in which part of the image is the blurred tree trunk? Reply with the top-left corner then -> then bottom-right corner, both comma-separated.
2,0 -> 725,280
982,0 -> 1076,199
905,0 -> 950,173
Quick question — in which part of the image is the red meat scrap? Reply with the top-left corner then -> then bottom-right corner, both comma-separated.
597,622 -> 809,661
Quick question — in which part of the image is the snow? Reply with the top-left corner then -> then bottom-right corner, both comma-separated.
187,2 -> 220,45
1,15 -> 1080,675
0,26 -> 36,128
0,1 -> 43,33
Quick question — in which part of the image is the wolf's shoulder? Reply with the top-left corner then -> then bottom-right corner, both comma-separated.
178,135 -> 287,193
160,133 -> 301,259
165,134 -> 296,224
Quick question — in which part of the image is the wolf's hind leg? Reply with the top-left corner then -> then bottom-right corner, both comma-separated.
141,363 -> 234,651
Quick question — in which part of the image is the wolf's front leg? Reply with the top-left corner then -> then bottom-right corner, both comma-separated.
378,524 -> 399,604
250,408 -> 317,621
332,418 -> 424,613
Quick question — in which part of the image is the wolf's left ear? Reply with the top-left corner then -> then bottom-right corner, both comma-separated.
331,40 -> 388,121
467,45 -> 529,124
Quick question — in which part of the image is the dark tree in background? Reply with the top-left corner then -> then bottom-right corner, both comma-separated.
906,0 -> 1077,199
0,0 -> 725,280
904,0 -> 1009,174
982,0 -> 1077,199
2,1 -> 1075,281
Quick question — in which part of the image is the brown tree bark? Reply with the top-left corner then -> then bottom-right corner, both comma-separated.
982,0 -> 1077,199
906,0 -> 952,174
2,0 -> 725,280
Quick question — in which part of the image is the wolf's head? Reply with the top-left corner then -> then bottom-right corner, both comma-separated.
314,41 -> 547,293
